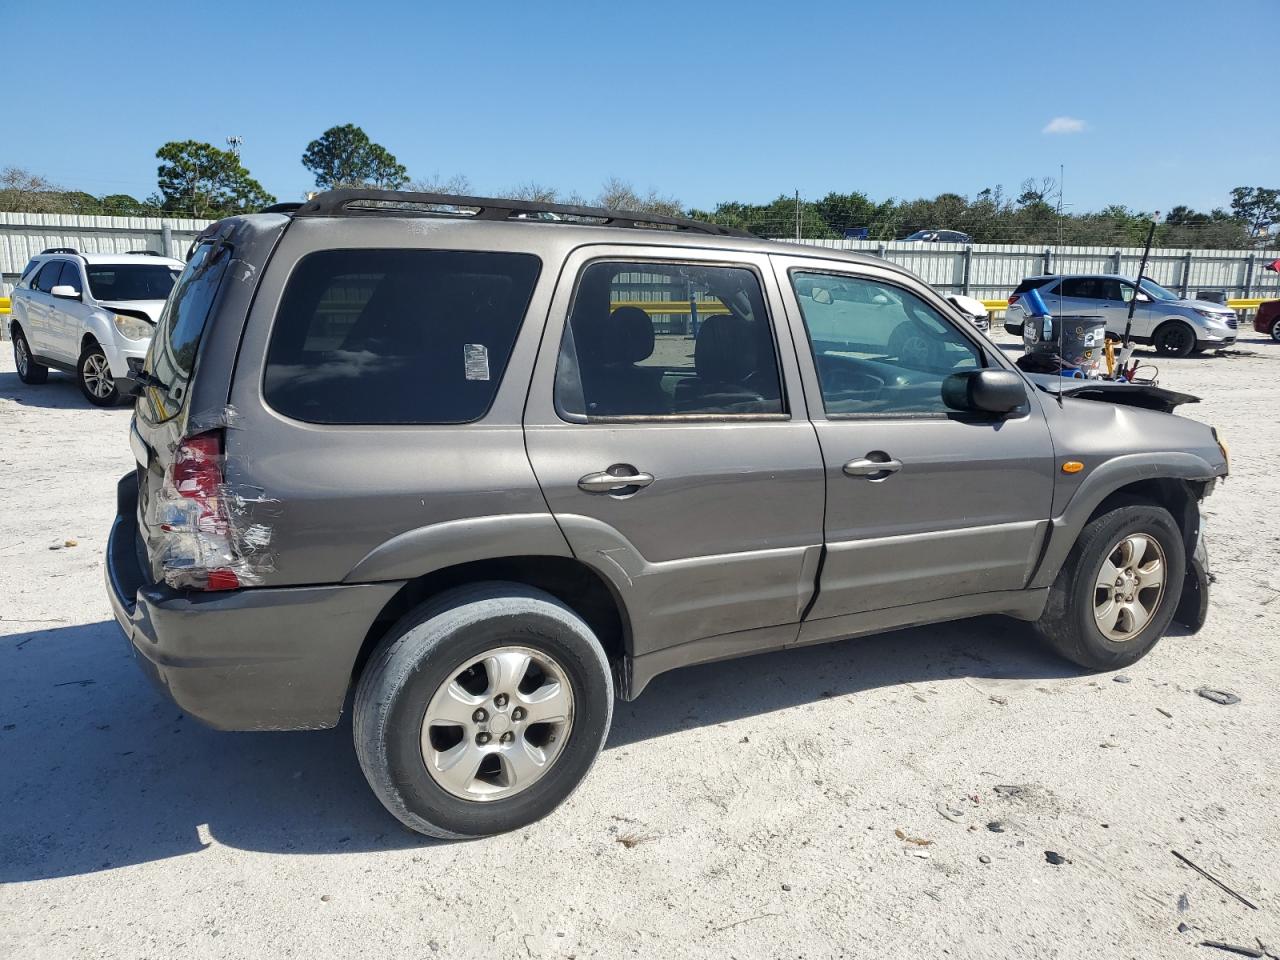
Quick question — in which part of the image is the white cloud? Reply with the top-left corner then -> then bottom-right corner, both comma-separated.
1042,116 -> 1086,135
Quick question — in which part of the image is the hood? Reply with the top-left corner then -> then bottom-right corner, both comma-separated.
1172,298 -> 1233,317
99,299 -> 166,324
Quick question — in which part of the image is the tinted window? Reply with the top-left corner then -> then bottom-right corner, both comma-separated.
33,261 -> 63,293
264,249 -> 540,425
18,259 -> 40,283
58,261 -> 83,291
1059,277 -> 1105,300
791,272 -> 983,416
86,264 -> 179,301
142,240 -> 232,421
556,260 -> 783,419
1012,277 -> 1049,295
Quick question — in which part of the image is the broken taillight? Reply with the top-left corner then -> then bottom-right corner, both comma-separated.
158,429 -> 240,591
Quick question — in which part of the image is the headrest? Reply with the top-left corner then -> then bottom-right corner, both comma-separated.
601,306 -> 655,364
695,315 -> 756,383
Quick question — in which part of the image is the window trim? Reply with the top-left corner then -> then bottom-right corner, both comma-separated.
786,265 -> 1011,422
553,255 -> 791,425
259,246 -> 543,427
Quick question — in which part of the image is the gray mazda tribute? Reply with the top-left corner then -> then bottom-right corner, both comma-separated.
106,190 -> 1228,839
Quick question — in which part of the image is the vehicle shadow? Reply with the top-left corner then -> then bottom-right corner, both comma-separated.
0,370 -> 116,410
0,615 -> 1078,882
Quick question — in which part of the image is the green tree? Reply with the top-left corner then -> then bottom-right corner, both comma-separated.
155,141 -> 275,218
1228,186 -> 1280,241
302,124 -> 408,190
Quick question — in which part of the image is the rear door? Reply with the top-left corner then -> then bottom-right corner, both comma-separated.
772,255 -> 1056,639
523,244 -> 825,665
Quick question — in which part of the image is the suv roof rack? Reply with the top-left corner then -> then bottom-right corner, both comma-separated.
41,247 -> 80,255
287,189 -> 754,238
125,249 -> 164,256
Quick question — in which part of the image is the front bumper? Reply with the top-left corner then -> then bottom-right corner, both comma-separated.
106,473 -> 403,730
100,334 -> 150,380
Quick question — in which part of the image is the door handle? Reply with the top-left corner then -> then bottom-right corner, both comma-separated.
578,469 -> 655,493
843,457 -> 903,478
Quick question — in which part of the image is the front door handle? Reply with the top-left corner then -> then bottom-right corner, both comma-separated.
578,469 -> 655,493
843,457 -> 903,478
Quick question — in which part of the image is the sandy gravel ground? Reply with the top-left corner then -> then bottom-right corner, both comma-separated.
1,329 -> 1278,960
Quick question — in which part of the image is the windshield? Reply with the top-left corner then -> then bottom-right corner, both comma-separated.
86,264 -> 180,301
1138,277 -> 1180,301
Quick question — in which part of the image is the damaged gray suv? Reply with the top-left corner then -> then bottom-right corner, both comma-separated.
107,190 -> 1228,839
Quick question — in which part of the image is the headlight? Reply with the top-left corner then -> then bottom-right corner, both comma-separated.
1192,308 -> 1230,324
112,313 -> 153,341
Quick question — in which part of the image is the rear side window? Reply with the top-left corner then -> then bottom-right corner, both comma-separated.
1059,277 -> 1106,300
142,240 -> 232,421
263,249 -> 541,424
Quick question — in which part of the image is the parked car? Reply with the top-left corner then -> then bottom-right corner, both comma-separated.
901,229 -> 973,244
106,190 -> 1227,839
945,293 -> 991,334
1002,274 -> 1237,357
8,248 -> 183,404
1254,299 -> 1280,341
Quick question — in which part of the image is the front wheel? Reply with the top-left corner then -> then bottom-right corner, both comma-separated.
1153,321 -> 1197,358
354,583 -> 614,838
1270,322 -> 1280,343
77,341 -> 121,406
1035,501 -> 1186,670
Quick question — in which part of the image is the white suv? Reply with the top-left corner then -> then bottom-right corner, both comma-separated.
8,248 -> 183,405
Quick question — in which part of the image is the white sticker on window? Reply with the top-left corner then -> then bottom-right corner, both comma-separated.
464,343 -> 490,381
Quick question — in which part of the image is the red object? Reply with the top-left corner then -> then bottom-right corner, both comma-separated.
1255,299 -> 1280,338
1008,294 -> 1020,305
1264,258 -> 1280,273
167,430 -> 238,591
206,569 -> 241,591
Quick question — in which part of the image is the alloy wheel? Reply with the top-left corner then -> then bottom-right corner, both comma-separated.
82,353 -> 114,399
1093,533 -> 1167,641
421,646 -> 574,802
15,337 -> 29,377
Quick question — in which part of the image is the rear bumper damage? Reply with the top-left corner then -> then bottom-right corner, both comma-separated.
106,473 -> 403,730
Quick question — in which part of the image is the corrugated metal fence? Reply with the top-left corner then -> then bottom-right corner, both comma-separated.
2,211 -> 1276,305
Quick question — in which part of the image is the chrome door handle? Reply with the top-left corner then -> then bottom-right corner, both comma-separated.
577,470 -> 655,493
843,457 -> 903,477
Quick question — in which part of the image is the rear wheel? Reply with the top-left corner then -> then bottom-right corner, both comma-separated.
1153,321 -> 1196,358
1270,322 -> 1280,343
12,327 -> 49,385
1035,501 -> 1186,671
77,340 -> 120,406
354,583 -> 613,838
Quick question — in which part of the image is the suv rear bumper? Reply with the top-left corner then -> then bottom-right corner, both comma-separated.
106,473 -> 403,731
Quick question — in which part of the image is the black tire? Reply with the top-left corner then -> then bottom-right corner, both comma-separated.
1035,500 -> 1186,671
12,327 -> 49,384
1152,321 -> 1197,358
76,340 -> 121,406
353,582 -> 614,839
1270,323 -> 1280,343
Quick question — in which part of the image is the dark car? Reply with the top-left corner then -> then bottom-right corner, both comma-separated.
107,189 -> 1227,840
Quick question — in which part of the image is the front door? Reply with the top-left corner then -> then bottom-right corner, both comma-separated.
772,256 -> 1056,633
523,246 -> 826,664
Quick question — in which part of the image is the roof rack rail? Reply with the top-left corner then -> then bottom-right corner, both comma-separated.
41,247 -> 80,255
125,249 -> 163,256
287,189 -> 754,238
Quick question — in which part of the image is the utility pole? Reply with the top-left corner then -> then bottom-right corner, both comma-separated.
226,135 -> 243,160
795,190 -> 801,242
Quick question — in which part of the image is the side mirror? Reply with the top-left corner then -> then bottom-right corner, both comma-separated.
1136,292 -> 1152,303
50,284 -> 81,300
942,369 -> 1026,414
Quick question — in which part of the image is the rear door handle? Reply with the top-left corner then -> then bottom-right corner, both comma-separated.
843,457 -> 903,478
578,469 -> 655,493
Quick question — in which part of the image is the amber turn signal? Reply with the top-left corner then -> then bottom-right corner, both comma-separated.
1061,461 -> 1084,474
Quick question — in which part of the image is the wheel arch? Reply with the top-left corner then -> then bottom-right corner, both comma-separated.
349,555 -> 634,700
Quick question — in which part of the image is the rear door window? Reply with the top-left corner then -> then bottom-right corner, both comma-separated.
263,249 -> 541,424
141,240 -> 232,421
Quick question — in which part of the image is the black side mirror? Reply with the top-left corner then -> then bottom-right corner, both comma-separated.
942,369 -> 1026,414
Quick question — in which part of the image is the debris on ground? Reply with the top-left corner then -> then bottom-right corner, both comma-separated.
978,855 -> 992,864
1178,893 -> 1191,913
1199,941 -> 1263,957
780,883 -> 791,892
992,784 -> 1029,799
1172,850 -> 1258,910
987,821 -> 1006,833
1158,707 -> 1174,718
63,539 -> 77,548
895,829 -> 933,846
1197,688 -> 1242,706
616,832 -> 656,849
1045,851 -> 1070,865
1113,674 -> 1132,684
936,801 -> 966,823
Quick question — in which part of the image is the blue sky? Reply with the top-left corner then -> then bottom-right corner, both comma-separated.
11,0 -> 1276,214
